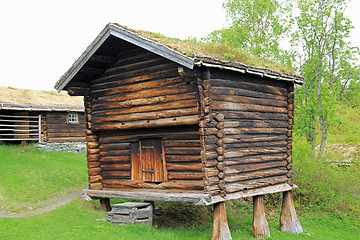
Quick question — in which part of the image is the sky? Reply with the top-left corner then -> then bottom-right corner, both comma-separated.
0,0 -> 359,91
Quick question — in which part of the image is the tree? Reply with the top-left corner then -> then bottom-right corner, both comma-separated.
292,0 -> 359,154
206,0 -> 292,64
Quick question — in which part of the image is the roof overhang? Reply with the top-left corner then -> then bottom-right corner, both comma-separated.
55,23 -> 194,92
55,23 -> 304,92
0,103 -> 84,112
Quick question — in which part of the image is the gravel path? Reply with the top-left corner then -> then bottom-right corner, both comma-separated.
0,190 -> 82,218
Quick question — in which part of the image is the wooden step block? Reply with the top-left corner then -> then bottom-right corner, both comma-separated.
105,202 -> 153,225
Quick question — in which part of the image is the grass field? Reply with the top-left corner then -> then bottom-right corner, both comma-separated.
0,144 -> 359,239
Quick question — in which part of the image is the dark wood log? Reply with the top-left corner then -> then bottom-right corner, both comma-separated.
90,55 -> 116,64
92,58 -> 172,84
93,92 -> 196,112
100,150 -> 130,157
224,147 -> 287,159
225,153 -> 288,166
104,56 -> 173,78
222,111 -> 288,121
164,140 -> 201,147
102,179 -> 203,190
165,147 -> 201,155
279,191 -> 303,234
100,198 -> 112,212
253,195 -> 270,239
224,127 -> 287,135
212,101 -> 287,113
88,161 -> 101,168
87,142 -> 100,149
100,156 -> 130,164
93,106 -> 198,123
102,171 -> 131,178
211,87 -> 288,106
166,155 -> 202,163
223,135 -> 287,144
224,167 -> 288,183
167,171 -> 204,180
94,96 -> 197,117
224,160 -> 288,175
88,167 -> 102,176
224,120 -> 288,128
99,142 -> 130,151
93,115 -> 199,131
89,175 -> 103,183
67,87 -> 91,96
166,163 -> 202,171
101,164 -> 131,171
211,201 -> 232,240
225,140 -> 288,149
87,154 -> 100,162
89,182 -> 102,190
226,175 -> 288,193
87,148 -> 100,155
92,72 -> 184,97
208,79 -> 288,96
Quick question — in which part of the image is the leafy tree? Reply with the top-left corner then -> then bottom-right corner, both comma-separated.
206,0 -> 292,64
292,0 -> 359,154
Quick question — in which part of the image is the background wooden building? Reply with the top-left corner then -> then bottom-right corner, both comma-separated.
56,24 -> 303,238
0,87 -> 86,143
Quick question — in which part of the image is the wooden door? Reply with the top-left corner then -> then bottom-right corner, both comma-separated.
131,138 -> 167,183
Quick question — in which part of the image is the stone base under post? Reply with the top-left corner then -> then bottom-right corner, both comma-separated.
252,195 -> 270,239
211,201 -> 232,240
280,190 -> 303,234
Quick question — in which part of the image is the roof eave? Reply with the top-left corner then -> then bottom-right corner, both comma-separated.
54,23 -> 194,92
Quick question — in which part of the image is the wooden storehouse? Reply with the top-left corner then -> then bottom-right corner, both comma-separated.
56,24 -> 303,238
0,87 -> 86,143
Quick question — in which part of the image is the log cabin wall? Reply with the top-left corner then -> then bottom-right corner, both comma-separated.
199,68 -> 294,201
88,126 -> 203,192
45,112 -> 86,142
89,47 -> 199,131
85,46 -> 204,192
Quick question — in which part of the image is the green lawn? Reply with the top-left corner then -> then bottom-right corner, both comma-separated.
0,144 -> 359,239
0,144 -> 87,212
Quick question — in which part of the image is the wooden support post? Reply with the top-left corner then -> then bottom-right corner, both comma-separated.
252,195 -> 270,239
280,191 -> 303,234
211,201 -> 232,240
100,198 -> 111,212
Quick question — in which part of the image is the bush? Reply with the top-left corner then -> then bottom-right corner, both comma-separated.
292,139 -> 360,216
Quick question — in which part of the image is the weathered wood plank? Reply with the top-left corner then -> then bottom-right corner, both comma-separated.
224,153 -> 288,166
99,142 -> 130,151
93,83 -> 195,104
93,106 -> 198,123
167,171 -> 204,180
226,175 -> 288,193
166,163 -> 202,171
101,164 -> 131,171
207,79 -> 288,96
212,101 -> 287,113
94,96 -> 198,116
92,71 -> 184,97
102,171 -> 131,178
211,87 -> 288,105
93,92 -> 196,112
224,128 -> 288,135
224,160 -> 287,174
224,167 -> 288,183
221,111 -> 288,121
82,189 -> 212,205
93,115 -> 199,131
